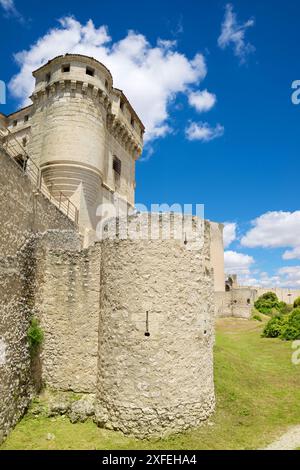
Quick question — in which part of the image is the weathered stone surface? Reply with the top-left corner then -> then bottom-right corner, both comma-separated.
69,395 -> 95,423
95,214 -> 215,438
0,148 -> 80,444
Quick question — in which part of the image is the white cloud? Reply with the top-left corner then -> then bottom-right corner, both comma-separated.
9,16 -> 209,143
218,3 -> 255,64
0,0 -> 15,13
188,89 -> 216,113
241,211 -> 300,259
277,266 -> 300,288
185,122 -> 224,142
283,246 -> 300,260
224,250 -> 254,275
223,222 -> 237,248
0,0 -> 23,21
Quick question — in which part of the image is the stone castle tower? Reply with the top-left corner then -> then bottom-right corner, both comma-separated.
1,54 -> 144,243
0,54 -> 224,440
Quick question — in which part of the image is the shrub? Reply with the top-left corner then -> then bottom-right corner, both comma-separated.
281,309 -> 300,340
262,316 -> 284,338
27,317 -> 44,355
262,308 -> 300,341
278,301 -> 292,314
293,297 -> 300,308
254,292 -> 280,315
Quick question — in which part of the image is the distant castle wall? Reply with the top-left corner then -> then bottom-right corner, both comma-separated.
255,287 -> 300,305
215,287 -> 257,319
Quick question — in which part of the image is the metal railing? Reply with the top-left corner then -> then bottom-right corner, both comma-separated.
0,127 -> 79,225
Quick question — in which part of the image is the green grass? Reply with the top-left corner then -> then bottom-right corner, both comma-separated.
2,318 -> 300,450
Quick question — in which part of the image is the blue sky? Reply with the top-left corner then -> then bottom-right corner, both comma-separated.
1,0 -> 300,288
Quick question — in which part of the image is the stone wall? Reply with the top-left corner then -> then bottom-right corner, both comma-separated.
95,214 -> 215,438
29,213 -> 215,438
0,148 -> 76,257
38,242 -> 101,392
209,222 -> 225,293
0,148 -> 80,444
255,287 -> 300,305
215,287 -> 257,319
0,242 -> 33,443
0,154 -> 216,441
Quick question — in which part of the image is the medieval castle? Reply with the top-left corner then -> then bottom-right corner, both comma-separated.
0,54 -> 296,442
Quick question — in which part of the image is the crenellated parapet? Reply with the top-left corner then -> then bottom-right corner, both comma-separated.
30,79 -> 112,114
107,113 -> 142,159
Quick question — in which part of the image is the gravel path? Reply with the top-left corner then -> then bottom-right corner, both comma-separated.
263,426 -> 300,450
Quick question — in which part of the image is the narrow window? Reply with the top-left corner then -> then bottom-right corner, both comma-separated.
13,120 -> 17,127
86,66 -> 95,77
46,72 -> 51,83
24,115 -> 29,123
131,117 -> 135,128
22,137 -> 27,147
105,79 -> 109,90
120,100 -> 125,111
113,156 -> 121,176
62,64 -> 70,73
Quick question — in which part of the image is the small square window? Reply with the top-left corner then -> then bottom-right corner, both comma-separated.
24,115 -> 29,123
86,67 -> 95,77
113,156 -> 121,176
62,64 -> 70,73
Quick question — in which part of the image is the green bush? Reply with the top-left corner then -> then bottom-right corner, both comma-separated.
254,292 -> 280,315
293,297 -> 300,308
278,301 -> 293,314
27,317 -> 44,354
262,308 -> 300,341
262,316 -> 284,338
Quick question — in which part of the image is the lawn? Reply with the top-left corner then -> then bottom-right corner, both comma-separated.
1,318 -> 300,450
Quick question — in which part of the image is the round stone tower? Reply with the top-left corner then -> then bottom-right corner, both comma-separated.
95,213 -> 215,438
28,54 -> 144,240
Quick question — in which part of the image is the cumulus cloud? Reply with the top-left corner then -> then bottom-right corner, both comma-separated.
9,16 -> 209,143
223,222 -> 237,248
241,211 -> 300,258
224,250 -> 254,275
185,122 -> 224,142
283,246 -> 300,260
218,3 -> 255,63
277,266 -> 300,288
188,89 -> 216,113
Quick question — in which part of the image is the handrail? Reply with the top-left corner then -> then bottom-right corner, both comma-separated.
0,127 -> 79,225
